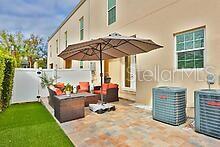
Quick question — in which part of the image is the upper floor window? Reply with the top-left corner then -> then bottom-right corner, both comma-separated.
56,39 -> 59,54
65,31 -> 68,48
79,17 -> 84,40
176,28 -> 205,69
80,61 -> 84,69
49,45 -> 52,57
108,0 -> 116,25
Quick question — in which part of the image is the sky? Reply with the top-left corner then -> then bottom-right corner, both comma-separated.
0,0 -> 80,40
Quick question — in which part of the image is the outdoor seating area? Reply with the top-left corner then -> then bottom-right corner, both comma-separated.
41,27 -> 220,144
46,81 -> 119,122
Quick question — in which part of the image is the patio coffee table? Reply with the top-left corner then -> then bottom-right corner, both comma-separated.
54,94 -> 85,123
54,93 -> 100,123
82,93 -> 100,107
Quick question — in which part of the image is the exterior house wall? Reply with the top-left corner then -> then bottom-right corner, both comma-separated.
48,0 -> 220,115
48,0 -> 90,69
119,0 -> 220,107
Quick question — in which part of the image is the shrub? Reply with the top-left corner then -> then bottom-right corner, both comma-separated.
0,54 -> 6,110
0,52 -> 16,111
64,83 -> 73,92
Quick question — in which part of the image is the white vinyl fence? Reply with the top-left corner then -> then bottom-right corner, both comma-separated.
12,68 -> 92,104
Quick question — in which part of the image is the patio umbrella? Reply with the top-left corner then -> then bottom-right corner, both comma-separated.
58,33 -> 163,86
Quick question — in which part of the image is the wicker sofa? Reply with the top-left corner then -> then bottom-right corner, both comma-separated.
47,86 -> 100,108
94,83 -> 119,103
48,87 -> 56,108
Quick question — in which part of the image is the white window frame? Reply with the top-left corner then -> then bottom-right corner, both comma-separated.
107,0 -> 116,26
174,27 -> 206,71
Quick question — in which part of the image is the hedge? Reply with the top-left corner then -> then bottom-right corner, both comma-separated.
0,52 -> 16,111
0,54 -> 5,110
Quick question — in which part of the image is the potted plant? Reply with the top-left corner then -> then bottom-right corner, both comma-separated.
65,84 -> 73,96
39,72 -> 58,108
40,72 -> 57,88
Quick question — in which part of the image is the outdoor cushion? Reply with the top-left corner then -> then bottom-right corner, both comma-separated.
55,82 -> 65,89
79,82 -> 89,91
54,88 -> 63,96
94,90 -> 107,95
108,83 -> 118,89
78,89 -> 89,93
102,84 -> 109,91
49,85 -> 63,96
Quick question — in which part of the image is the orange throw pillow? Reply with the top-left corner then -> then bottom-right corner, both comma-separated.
55,82 -> 65,89
79,82 -> 89,91
54,88 -> 63,96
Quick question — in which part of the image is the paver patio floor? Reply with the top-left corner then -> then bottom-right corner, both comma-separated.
41,98 -> 220,147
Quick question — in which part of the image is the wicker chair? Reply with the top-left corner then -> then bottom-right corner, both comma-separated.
94,83 -> 119,103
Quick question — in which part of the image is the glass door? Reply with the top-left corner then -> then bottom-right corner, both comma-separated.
122,55 -> 136,91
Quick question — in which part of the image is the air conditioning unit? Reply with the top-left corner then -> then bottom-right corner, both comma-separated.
195,89 -> 220,139
152,87 -> 187,126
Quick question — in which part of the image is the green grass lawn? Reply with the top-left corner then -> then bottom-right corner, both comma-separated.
0,102 -> 73,147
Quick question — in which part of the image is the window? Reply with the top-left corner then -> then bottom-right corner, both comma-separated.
80,61 -> 83,69
49,45 -> 52,57
108,0 -> 116,25
56,39 -> 59,54
49,63 -> 53,69
65,60 -> 72,69
176,28 -> 205,69
65,31 -> 68,48
79,17 -> 84,40
122,55 -> 136,91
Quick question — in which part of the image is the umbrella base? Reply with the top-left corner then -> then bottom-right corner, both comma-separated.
89,103 -> 116,114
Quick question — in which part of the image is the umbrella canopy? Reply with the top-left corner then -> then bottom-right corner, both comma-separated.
58,33 -> 163,85
58,33 -> 163,61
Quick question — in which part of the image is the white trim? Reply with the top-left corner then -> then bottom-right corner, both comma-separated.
176,48 -> 204,53
175,68 -> 205,72
174,27 -> 206,71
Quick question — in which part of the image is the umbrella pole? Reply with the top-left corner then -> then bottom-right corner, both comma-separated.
99,43 -> 104,103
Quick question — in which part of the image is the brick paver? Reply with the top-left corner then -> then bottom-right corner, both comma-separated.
41,98 -> 220,147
